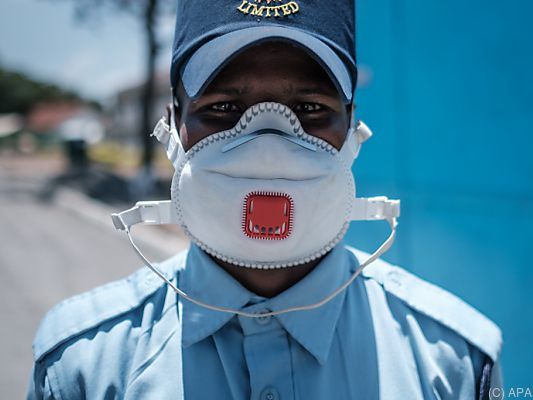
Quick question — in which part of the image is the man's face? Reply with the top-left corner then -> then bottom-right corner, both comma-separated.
175,41 -> 352,151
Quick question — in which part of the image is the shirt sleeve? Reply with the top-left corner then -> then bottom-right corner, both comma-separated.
26,363 -> 57,400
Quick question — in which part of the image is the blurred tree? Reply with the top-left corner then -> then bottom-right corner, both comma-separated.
55,0 -> 175,169
0,67 -> 81,114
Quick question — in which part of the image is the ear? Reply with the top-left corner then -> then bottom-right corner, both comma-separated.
165,102 -> 172,125
171,85 -> 188,137
346,102 -> 356,130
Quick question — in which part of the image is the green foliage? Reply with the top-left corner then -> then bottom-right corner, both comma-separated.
0,67 -> 80,114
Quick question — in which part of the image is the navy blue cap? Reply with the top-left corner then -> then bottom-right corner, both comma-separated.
171,0 -> 357,103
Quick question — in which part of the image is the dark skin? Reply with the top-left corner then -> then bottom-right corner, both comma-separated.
173,41 -> 352,298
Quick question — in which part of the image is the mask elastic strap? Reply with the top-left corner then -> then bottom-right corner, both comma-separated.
113,197 -> 399,318
151,92 -> 185,169
151,117 -> 184,170
339,120 -> 373,163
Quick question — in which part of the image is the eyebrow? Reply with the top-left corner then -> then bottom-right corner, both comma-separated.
290,87 -> 338,97
202,86 -> 251,96
203,85 -> 337,99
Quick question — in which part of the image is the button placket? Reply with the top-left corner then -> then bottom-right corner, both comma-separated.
239,303 -> 294,400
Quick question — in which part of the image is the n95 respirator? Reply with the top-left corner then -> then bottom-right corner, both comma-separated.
112,102 -> 400,317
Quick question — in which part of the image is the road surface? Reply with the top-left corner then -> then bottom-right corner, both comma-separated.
0,152 -> 187,399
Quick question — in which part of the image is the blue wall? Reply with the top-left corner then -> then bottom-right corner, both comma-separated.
346,0 -> 533,387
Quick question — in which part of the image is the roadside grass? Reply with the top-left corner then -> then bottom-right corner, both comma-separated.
88,141 -> 173,176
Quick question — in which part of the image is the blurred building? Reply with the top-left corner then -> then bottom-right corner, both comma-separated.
107,71 -> 170,146
26,101 -> 104,142
26,102 -> 82,134
0,113 -> 23,137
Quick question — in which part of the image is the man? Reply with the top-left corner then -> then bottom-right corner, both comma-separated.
28,0 -> 503,399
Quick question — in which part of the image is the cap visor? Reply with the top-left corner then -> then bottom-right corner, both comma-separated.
177,26 -> 353,103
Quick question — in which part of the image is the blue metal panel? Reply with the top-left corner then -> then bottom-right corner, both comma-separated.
347,0 -> 533,387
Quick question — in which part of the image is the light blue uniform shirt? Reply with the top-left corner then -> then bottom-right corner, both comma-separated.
28,243 -> 502,399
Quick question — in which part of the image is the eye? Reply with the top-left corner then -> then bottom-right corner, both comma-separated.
210,102 -> 240,112
293,103 -> 326,113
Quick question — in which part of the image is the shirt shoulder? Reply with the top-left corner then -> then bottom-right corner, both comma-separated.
345,246 -> 503,363
31,250 -> 188,364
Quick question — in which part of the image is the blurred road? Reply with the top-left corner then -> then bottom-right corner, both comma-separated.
0,152 -> 188,399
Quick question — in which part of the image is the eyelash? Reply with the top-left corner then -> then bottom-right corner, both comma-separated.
205,102 -> 328,115
209,102 -> 241,113
292,103 -> 325,113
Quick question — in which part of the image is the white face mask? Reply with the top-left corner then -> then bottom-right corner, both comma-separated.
112,101 -> 400,316
173,102 -> 358,268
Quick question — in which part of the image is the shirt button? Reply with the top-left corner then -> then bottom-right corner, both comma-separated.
260,387 -> 279,400
255,309 -> 271,325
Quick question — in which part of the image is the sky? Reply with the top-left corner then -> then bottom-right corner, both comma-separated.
0,0 -> 175,101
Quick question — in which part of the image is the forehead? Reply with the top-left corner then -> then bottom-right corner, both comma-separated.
178,41 -> 340,100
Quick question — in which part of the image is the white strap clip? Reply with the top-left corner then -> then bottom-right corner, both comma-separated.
151,117 -> 171,144
355,120 -> 373,144
351,196 -> 400,221
111,200 -> 175,231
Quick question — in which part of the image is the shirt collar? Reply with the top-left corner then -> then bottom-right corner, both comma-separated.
179,244 -> 253,347
179,243 -> 355,365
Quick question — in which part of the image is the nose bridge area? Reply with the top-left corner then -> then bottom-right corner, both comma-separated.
221,102 -> 317,153
221,129 -> 317,153
226,134 -> 306,165
204,132 -> 329,180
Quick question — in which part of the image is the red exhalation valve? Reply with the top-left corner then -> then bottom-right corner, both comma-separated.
243,191 -> 293,240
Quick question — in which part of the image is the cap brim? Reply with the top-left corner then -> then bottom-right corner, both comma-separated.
176,26 -> 354,103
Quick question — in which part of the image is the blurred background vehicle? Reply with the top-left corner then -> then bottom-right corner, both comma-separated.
0,0 -> 531,398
